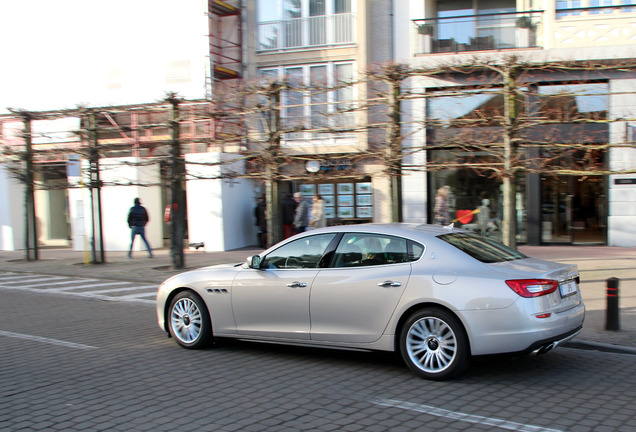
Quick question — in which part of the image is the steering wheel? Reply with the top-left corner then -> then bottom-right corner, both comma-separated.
284,257 -> 302,268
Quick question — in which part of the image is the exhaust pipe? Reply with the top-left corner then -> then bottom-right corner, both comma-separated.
532,343 -> 555,355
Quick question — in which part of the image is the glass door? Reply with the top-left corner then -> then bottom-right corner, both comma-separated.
541,176 -> 605,244
571,175 -> 605,244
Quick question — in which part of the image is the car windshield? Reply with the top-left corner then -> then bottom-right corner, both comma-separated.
438,232 -> 527,263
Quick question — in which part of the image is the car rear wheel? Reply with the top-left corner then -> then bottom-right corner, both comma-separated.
400,308 -> 469,380
168,291 -> 212,349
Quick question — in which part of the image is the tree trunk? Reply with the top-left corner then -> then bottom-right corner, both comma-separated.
387,77 -> 403,222
23,115 -> 38,261
169,98 -> 185,269
501,67 -> 518,248
88,112 -> 105,264
265,84 -> 283,247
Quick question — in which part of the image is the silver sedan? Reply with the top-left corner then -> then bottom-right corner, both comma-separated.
156,223 -> 584,380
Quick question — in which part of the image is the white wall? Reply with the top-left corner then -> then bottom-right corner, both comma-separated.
401,82 -> 428,224
608,78 -> 636,247
69,158 -> 163,252
186,153 -> 258,251
0,165 -> 24,250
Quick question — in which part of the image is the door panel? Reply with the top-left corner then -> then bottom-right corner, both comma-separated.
310,263 -> 411,343
232,269 -> 317,339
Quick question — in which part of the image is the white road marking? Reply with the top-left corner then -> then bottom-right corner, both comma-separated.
0,272 -> 156,305
49,281 -> 132,291
0,330 -> 97,350
118,292 -> 157,299
372,398 -> 564,432
81,285 -> 157,295
3,278 -> 92,288
0,276 -> 67,284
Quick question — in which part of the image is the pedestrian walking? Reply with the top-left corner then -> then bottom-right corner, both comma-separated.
127,198 -> 153,258
293,192 -> 309,234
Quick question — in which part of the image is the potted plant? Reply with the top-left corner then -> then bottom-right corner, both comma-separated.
516,16 -> 532,29
417,23 -> 434,36
515,16 -> 533,48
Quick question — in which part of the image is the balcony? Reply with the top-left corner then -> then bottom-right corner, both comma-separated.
413,10 -> 543,55
258,13 -> 354,51
554,3 -> 636,49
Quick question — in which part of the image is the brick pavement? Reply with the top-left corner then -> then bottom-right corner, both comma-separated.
2,287 -> 636,431
0,244 -> 634,352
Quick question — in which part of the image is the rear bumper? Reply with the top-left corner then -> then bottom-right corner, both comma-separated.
461,301 -> 586,356
527,325 -> 582,355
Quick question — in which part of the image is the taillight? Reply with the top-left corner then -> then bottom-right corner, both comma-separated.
506,279 -> 558,298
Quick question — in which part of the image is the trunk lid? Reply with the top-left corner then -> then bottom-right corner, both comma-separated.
488,258 -> 581,313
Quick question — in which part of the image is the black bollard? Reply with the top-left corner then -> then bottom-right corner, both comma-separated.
605,277 -> 620,331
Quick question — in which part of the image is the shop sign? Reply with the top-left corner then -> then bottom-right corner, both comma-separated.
614,178 -> 636,185
306,159 -> 354,172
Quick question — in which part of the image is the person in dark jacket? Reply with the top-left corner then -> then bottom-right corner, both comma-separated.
255,197 -> 267,248
127,198 -> 153,258
282,193 -> 297,239
293,192 -> 309,234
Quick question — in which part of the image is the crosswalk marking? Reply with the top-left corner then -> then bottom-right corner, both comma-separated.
0,275 -> 67,283
6,278 -> 95,288
81,285 -> 157,295
49,281 -> 131,292
0,272 -> 157,305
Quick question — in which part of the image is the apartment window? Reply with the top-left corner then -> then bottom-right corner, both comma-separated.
257,0 -> 354,50
258,62 -> 356,141
434,0 -> 517,50
556,0 -> 582,17
590,0 -> 614,13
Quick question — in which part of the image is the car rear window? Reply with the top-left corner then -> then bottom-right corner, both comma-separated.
437,233 -> 527,263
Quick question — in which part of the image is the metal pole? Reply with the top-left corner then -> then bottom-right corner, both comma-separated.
606,277 -> 620,331
88,113 -> 98,264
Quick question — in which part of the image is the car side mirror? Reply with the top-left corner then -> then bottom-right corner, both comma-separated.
247,255 -> 262,269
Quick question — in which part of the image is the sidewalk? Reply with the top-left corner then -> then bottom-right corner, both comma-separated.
1,244 -> 634,352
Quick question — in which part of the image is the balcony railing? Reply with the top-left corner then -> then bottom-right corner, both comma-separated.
258,13 -> 354,51
557,3 -> 635,18
413,10 -> 543,55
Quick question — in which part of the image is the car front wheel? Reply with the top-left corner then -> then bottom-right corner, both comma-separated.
400,308 -> 469,380
168,291 -> 212,349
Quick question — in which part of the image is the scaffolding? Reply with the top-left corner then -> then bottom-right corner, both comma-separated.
209,0 -> 242,82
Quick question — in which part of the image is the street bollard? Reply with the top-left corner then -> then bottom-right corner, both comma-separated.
605,277 -> 620,331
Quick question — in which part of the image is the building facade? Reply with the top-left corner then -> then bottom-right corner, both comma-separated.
393,0 -> 636,246
1,0 -> 635,251
244,0 -> 395,227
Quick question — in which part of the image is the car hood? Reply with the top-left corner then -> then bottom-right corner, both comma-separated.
199,262 -> 245,271
161,262 -> 245,286
487,258 -> 578,281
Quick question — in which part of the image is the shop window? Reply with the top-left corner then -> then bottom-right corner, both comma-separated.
299,179 -> 372,223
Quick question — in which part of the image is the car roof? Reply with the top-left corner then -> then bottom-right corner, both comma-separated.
298,223 -> 465,242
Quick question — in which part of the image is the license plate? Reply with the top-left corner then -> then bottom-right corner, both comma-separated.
559,280 -> 578,298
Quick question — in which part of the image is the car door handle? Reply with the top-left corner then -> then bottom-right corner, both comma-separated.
287,281 -> 307,288
378,281 -> 402,287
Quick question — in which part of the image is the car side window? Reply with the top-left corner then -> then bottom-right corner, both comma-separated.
261,234 -> 336,269
333,234 -> 410,267
409,241 -> 425,261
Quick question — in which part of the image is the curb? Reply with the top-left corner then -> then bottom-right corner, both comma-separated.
565,340 -> 636,355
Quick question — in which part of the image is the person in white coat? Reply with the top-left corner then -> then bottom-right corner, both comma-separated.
309,194 -> 327,229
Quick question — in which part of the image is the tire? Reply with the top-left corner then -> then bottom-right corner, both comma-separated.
399,308 -> 469,380
168,291 -> 212,349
